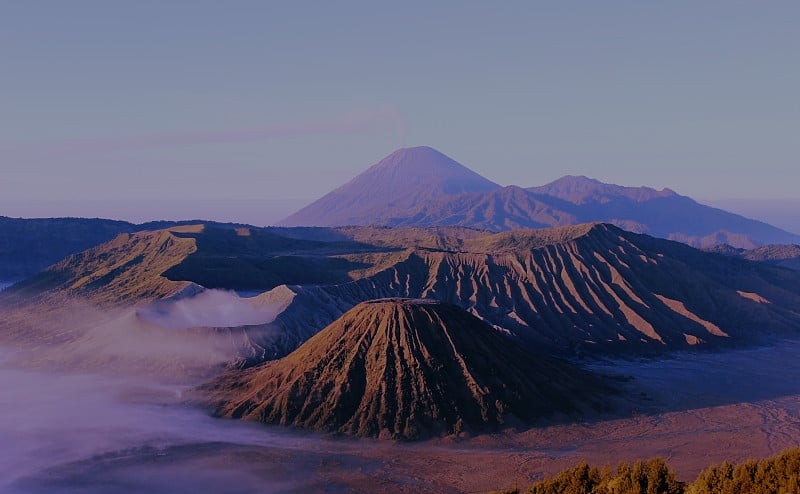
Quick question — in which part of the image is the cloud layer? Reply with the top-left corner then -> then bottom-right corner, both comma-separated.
4,105 -> 407,158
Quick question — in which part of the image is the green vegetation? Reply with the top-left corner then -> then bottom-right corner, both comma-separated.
687,447 -> 800,494
494,447 -> 800,494
525,458 -> 681,494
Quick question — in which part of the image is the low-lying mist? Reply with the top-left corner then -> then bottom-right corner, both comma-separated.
1,290 -> 287,382
0,296 -> 347,494
137,289 -> 283,330
4,294 -> 800,493
0,346 -> 339,493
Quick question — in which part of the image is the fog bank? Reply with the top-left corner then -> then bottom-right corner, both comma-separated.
3,302 -> 800,492
0,345 -> 346,493
137,289 -> 283,330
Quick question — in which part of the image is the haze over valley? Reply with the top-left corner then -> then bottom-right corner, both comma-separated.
2,190 -> 800,490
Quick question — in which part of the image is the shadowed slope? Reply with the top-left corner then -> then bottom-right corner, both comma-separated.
384,185 -> 577,231
3,227 -> 199,306
7,223 -> 800,360
706,243 -> 800,271
528,175 -> 678,204
743,244 -> 800,270
0,216 -> 256,282
263,224 -> 800,358
0,216 -> 135,281
1,224 -> 373,307
206,299 -> 611,439
529,176 -> 799,248
384,177 -> 799,248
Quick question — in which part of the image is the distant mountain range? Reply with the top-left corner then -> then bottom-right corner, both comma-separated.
705,243 -> 800,271
279,146 -> 800,249
2,146 -> 796,282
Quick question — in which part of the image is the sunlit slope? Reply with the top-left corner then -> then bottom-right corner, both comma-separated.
206,299 -> 612,439
4,227 -> 199,306
267,223 -> 800,356
2,224 -> 375,306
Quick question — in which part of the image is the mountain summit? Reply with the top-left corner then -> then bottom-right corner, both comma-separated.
277,146 -> 500,227
278,147 -> 799,248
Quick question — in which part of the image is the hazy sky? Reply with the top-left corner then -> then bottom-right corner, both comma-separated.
2,2 -> 798,225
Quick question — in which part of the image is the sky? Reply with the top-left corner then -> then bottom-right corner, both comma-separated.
1,1 -> 798,228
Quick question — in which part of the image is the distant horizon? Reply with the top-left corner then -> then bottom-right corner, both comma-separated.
2,192 -> 799,237
0,198 -> 306,228
4,137 -> 798,232
3,146 -> 800,234
3,3 -> 799,218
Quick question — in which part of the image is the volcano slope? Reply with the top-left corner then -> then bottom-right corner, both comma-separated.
0,223 -> 366,374
0,216 -> 258,282
264,223 -> 800,358
0,223 -> 373,308
205,299 -> 612,439
5,222 -> 800,361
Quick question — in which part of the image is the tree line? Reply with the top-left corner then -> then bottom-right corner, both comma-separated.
492,446 -> 800,494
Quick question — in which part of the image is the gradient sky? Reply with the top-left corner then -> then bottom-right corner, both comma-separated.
2,1 -> 798,227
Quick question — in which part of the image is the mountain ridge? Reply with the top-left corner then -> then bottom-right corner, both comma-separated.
0,216 -> 255,281
278,147 -> 799,248
528,175 -> 677,204
705,243 -> 800,271
6,222 -> 800,362
263,222 -> 800,359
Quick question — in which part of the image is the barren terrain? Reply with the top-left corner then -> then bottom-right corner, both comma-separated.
3,337 -> 799,493
2,223 -> 800,493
